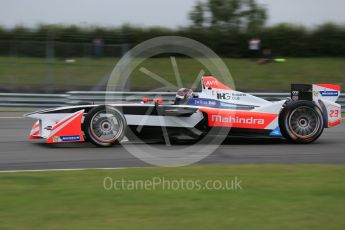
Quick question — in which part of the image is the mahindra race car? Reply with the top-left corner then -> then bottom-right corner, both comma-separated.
25,76 -> 342,147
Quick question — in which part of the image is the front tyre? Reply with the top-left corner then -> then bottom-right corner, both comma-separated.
83,105 -> 126,147
279,101 -> 324,144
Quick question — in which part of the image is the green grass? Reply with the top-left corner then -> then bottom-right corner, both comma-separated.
0,57 -> 344,91
1,165 -> 345,229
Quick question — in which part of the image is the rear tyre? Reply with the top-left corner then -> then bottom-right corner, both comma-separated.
83,105 -> 126,147
279,101 -> 324,144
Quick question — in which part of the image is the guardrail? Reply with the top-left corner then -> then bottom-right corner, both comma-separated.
0,92 -> 344,112
66,91 -> 177,105
0,93 -> 68,108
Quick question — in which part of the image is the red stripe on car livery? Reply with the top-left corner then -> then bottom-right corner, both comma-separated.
200,108 -> 278,129
29,121 -> 41,139
314,84 -> 341,92
328,119 -> 341,127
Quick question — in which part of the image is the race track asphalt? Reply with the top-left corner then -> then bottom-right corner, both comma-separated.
0,112 -> 345,171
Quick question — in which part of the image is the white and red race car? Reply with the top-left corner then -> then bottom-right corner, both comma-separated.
25,76 -> 342,147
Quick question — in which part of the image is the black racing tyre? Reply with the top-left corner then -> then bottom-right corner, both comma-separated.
83,105 -> 127,147
279,100 -> 324,144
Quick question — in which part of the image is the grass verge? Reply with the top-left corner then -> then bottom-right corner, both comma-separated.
0,57 -> 344,91
0,164 -> 344,229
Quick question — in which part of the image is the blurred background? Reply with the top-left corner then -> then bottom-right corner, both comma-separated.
0,0 -> 344,93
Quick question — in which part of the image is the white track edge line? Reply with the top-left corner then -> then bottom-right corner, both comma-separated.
0,167 -> 130,173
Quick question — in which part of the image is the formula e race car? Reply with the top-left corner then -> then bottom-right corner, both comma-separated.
25,76 -> 342,147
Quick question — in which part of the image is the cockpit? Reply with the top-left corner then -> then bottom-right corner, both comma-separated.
174,88 -> 194,105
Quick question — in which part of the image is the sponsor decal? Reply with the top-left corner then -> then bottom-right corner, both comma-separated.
320,91 -> 339,96
200,108 -> 278,129
60,135 -> 81,141
292,91 -> 299,96
204,79 -> 219,88
217,92 -> 246,101
211,115 -> 264,125
217,93 -> 231,100
232,93 -> 246,97
53,136 -> 59,143
188,98 -> 220,107
202,76 -> 230,90
188,98 -> 242,109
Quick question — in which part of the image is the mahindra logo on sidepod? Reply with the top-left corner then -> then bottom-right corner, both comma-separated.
211,115 -> 265,125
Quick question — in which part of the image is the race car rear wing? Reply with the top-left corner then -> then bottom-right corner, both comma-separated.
292,83 -> 342,128
291,84 -> 341,103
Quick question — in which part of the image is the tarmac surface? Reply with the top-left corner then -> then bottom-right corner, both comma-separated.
0,112 -> 344,171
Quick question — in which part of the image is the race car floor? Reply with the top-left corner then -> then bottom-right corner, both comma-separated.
0,113 -> 345,171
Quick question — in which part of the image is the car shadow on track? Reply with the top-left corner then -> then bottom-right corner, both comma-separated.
32,137 -> 290,149
223,137 -> 288,145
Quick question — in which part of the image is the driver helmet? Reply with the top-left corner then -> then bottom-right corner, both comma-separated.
174,88 -> 194,105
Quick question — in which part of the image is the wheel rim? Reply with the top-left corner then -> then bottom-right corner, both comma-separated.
90,109 -> 124,143
288,106 -> 321,139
